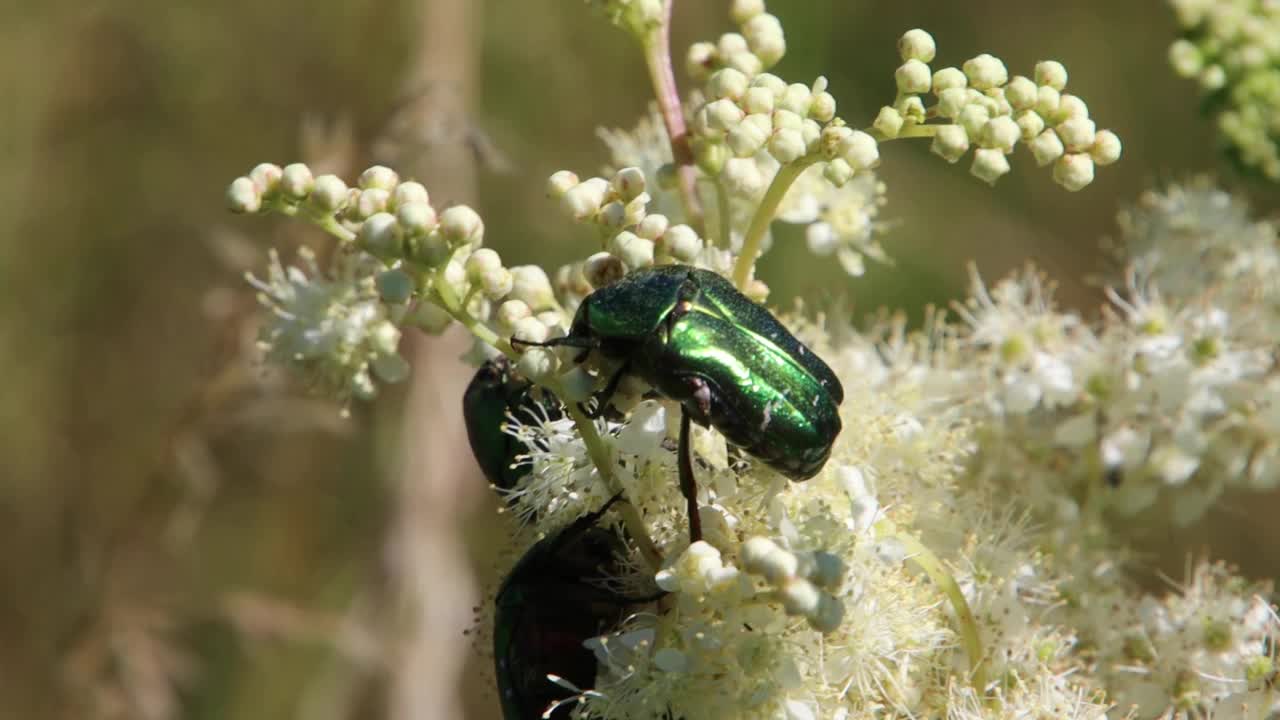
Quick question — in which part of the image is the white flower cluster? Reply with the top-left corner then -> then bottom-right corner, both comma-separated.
883,34 -> 1122,189
245,246 -> 404,403
957,180 -> 1280,533
686,0 -> 786,80
1086,562 -> 1278,718
1167,0 -> 1280,179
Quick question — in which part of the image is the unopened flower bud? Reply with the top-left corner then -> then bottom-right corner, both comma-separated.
1168,39 -> 1203,77
309,174 -> 349,213
768,127 -> 807,164
1090,130 -> 1122,166
249,163 -> 283,196
352,188 -> 389,220
686,41 -> 717,81
1053,153 -> 1094,191
1056,93 -> 1089,122
598,200 -> 629,232
779,578 -> 821,616
496,299 -> 532,332
722,157 -> 766,196
728,114 -> 771,157
706,98 -> 746,132
982,116 -> 1021,152
741,537 -> 785,575
392,181 -> 429,209
636,213 -> 669,241
898,28 -> 936,63
1056,117 -> 1096,152
777,83 -> 812,116
1035,86 -> 1061,117
227,176 -> 262,213
439,205 -> 484,247
895,59 -> 932,94
718,31 -> 749,57
1029,129 -> 1065,166
465,248 -> 502,279
1034,60 -> 1068,91
512,316 -> 550,347
562,177 -> 609,221
957,104 -> 991,140
971,147 -> 1011,185
730,0 -> 764,24
873,107 -> 904,139
280,163 -> 314,200
408,230 -> 450,267
358,165 -> 399,191
1004,76 -> 1037,111
809,91 -> 836,122
742,13 -> 785,68
1015,110 -> 1045,141
547,170 -> 580,198
936,87 -> 969,119
741,86 -> 775,115
360,213 -> 404,260
963,53 -> 1008,90
479,268 -> 513,299
516,347 -> 559,382
751,72 -> 787,99
708,68 -> 749,101
611,166 -> 647,201
930,124 -> 970,163
584,251 -> 626,288
610,231 -> 655,270
396,201 -> 438,237
839,130 -> 879,170
822,158 -> 855,186
932,66 -> 967,94
664,224 -> 702,263
509,265 -> 556,311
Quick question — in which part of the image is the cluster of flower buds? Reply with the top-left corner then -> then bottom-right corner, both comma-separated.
880,29 -> 1121,190
740,536 -> 845,633
686,0 -> 786,81
689,69 -> 866,192
1167,0 -> 1280,180
547,166 -> 707,293
228,163 -> 576,388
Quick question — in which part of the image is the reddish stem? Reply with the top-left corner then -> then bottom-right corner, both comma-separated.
644,1 -> 703,228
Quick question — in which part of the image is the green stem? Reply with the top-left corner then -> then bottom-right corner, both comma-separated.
866,124 -> 940,142
894,531 -> 987,693
565,403 -> 663,569
730,155 -> 819,289
271,201 -> 357,244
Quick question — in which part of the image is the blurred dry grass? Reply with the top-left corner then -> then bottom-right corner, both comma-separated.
0,1 -> 1276,718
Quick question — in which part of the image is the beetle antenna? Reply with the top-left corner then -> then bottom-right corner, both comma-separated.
510,335 -> 596,351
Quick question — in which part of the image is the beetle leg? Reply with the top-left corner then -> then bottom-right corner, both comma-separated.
581,362 -> 630,419
678,409 -> 703,543
545,492 -> 626,555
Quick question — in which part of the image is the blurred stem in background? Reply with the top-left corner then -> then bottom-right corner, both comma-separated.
377,0 -> 486,719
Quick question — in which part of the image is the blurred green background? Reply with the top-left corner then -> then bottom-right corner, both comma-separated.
1,1 -> 1276,718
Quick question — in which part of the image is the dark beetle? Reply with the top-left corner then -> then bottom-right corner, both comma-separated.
517,265 -> 844,540
494,495 -> 646,719
463,357 -> 563,500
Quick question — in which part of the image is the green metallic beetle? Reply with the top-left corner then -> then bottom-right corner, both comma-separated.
463,357 -> 563,502
516,264 -> 844,541
493,495 -> 654,719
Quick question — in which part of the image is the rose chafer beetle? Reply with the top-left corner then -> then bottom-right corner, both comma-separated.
463,357 -> 563,503
494,495 -> 657,719
516,264 -> 843,541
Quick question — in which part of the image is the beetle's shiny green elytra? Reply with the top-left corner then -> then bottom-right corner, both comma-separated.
493,497 -> 633,720
561,264 -> 844,480
463,357 -> 562,499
